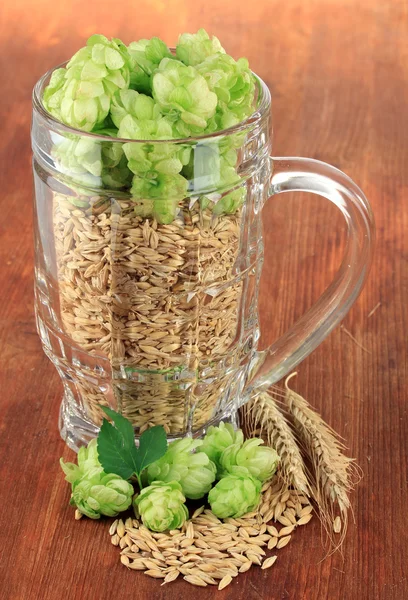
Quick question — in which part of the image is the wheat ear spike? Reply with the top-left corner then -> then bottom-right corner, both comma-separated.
242,390 -> 310,496
283,373 -> 360,552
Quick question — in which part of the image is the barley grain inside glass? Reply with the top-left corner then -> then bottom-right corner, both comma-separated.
32,68 -> 272,449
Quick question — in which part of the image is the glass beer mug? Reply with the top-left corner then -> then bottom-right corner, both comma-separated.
32,66 -> 374,450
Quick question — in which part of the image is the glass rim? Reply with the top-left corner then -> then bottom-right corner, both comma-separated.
32,60 -> 271,145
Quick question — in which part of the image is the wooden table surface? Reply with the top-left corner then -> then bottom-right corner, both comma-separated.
0,1 -> 407,599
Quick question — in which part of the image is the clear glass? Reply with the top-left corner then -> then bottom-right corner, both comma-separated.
32,65 -> 374,450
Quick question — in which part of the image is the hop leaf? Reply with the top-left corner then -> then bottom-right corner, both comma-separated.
176,28 -> 225,66
147,438 -> 216,499
198,421 -> 244,477
208,468 -> 262,518
134,480 -> 188,532
219,438 -> 279,482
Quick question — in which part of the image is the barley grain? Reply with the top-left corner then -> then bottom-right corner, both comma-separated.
239,561 -> 252,573
183,575 -> 207,587
246,553 -> 262,565
218,575 -> 233,590
279,525 -> 295,536
333,516 -> 342,533
262,556 -> 277,570
109,520 -> 118,536
268,537 -> 278,550
276,535 -> 291,549
297,514 -> 313,526
162,569 -> 180,584
120,555 -> 130,567
144,569 -> 166,579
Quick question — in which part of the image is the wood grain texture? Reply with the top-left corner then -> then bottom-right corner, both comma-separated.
0,1 -> 407,598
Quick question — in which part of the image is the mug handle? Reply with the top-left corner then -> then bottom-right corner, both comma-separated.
247,156 -> 375,393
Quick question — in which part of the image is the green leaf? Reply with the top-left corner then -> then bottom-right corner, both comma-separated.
97,418 -> 137,480
101,406 -> 135,452
134,426 -> 168,475
96,407 -> 168,486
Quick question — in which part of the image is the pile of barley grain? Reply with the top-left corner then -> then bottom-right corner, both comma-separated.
53,193 -> 243,433
108,478 -> 313,589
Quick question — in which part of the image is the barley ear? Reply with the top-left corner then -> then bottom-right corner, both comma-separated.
284,373 -> 361,553
241,391 -> 310,496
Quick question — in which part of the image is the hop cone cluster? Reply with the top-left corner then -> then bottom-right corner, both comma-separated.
152,58 -> 218,137
44,35 -> 132,131
208,467 -> 262,518
219,438 -> 280,482
60,439 -> 133,519
198,421 -> 244,477
147,438 -> 216,499
42,30 -> 256,222
134,481 -> 188,532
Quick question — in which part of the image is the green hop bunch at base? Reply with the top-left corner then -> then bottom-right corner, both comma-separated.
208,467 -> 262,519
198,421 -> 244,478
134,481 -> 188,532
147,438 -> 216,499
60,438 -> 102,482
219,438 -> 279,482
70,472 -> 134,519
60,439 -> 134,519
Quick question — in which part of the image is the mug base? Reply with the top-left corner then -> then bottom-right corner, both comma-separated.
59,391 -> 241,453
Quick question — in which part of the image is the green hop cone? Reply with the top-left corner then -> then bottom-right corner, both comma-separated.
134,481 -> 188,532
147,438 -> 216,500
176,28 -> 225,66
96,127 -> 132,189
130,173 -> 187,224
118,107 -> 190,224
198,421 -> 244,477
43,67 -> 66,120
71,472 -> 134,519
60,439 -> 134,519
183,142 -> 245,216
51,134 -> 103,188
212,156 -> 246,215
208,467 -> 262,519
52,128 -> 131,191
152,58 -> 218,137
197,54 -> 255,129
110,89 -> 162,129
219,438 -> 279,482
43,35 -> 132,132
128,37 -> 172,94
60,438 -> 102,483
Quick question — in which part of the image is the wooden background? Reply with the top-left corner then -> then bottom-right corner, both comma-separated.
0,1 -> 407,598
